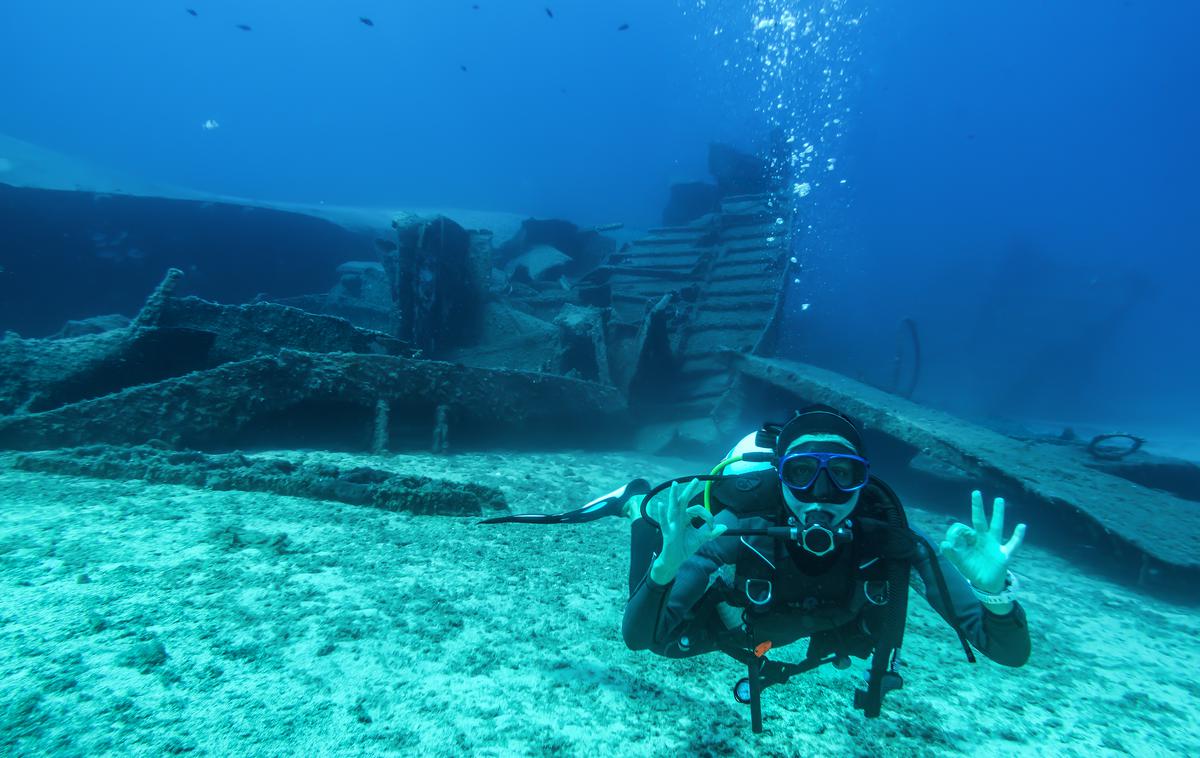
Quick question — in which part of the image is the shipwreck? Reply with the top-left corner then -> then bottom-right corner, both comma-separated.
1,136 -> 1198,600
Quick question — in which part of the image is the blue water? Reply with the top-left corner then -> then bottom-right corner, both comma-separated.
799,1 -> 1200,433
2,0 -> 1197,439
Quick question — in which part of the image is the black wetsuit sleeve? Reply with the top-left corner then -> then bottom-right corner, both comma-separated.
911,527 -> 1031,667
622,512 -> 741,652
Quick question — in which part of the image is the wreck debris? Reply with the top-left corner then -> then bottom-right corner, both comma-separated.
0,284 -> 416,417
723,352 -> 1200,594
49,314 -> 131,339
382,215 -> 482,355
0,271 -> 215,415
372,400 -> 390,454
1009,427 -> 1198,501
0,261 -> 627,455
0,324 -> 213,416
11,445 -> 506,516
249,145 -> 793,437
323,261 -> 393,333
623,293 -> 677,405
551,304 -> 611,384
0,350 -> 627,452
1086,456 -> 1200,505
467,230 -> 495,304
157,295 -> 414,364
495,218 -> 615,285
432,404 -> 451,454
438,301 -> 559,372
131,267 -> 184,329
506,245 -> 572,284
1087,433 -> 1146,460
589,192 -> 796,421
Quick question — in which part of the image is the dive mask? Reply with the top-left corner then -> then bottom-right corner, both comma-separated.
779,451 -> 870,495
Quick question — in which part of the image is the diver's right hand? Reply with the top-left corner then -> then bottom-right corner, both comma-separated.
647,478 -> 727,584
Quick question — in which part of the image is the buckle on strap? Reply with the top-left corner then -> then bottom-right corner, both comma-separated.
745,578 -> 773,606
863,580 -> 890,606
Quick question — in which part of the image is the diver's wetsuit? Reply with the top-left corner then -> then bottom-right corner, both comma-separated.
622,481 -> 1031,668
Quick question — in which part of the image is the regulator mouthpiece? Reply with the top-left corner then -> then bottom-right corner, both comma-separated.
799,511 -> 851,557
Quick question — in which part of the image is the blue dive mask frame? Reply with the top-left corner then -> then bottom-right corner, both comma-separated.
778,452 -> 871,494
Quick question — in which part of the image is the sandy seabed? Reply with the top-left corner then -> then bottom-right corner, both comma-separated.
0,449 -> 1197,758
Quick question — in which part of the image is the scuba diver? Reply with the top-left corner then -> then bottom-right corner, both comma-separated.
483,405 -> 1030,730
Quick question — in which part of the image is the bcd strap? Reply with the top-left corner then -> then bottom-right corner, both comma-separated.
853,482 -> 913,718
909,530 -> 978,664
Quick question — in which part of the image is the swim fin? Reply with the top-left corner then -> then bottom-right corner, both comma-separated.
479,478 -> 651,525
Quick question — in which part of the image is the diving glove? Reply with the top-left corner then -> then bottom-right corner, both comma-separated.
647,478 -> 727,584
940,490 -> 1026,594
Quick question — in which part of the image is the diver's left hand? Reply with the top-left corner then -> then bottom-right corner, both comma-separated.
940,490 -> 1026,593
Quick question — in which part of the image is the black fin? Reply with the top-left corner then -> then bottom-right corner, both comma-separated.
479,479 -> 650,525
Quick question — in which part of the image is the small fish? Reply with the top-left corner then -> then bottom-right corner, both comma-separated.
460,64 -> 468,72
617,23 -> 629,31
545,7 -> 554,18
472,3 -> 480,8
359,17 -> 374,27
236,24 -> 252,31
202,119 -> 220,130
186,8 -> 198,16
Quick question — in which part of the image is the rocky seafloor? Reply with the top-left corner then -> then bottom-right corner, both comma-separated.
0,449 -> 1197,757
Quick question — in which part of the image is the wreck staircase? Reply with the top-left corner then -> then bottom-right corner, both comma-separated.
603,192 -> 797,420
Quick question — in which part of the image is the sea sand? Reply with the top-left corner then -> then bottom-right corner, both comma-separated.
0,449 -> 1197,757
